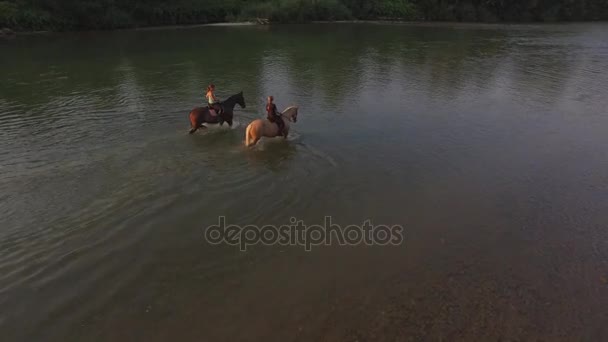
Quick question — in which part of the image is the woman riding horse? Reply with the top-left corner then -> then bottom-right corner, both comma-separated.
189,91 -> 246,134
245,105 -> 298,147
206,84 -> 222,116
266,96 -> 286,138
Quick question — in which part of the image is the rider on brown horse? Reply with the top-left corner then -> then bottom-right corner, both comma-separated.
266,96 -> 286,138
206,84 -> 222,116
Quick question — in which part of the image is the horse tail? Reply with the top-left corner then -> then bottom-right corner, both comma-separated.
245,124 -> 252,146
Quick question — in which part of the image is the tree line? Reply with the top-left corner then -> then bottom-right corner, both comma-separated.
1,0 -> 607,31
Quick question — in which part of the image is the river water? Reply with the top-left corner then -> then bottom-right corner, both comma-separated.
1,23 -> 608,341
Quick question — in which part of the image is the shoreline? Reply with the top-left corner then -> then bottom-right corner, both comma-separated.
133,21 -> 260,31
3,21 -> 261,36
313,19 -> 608,26
4,19 -> 606,36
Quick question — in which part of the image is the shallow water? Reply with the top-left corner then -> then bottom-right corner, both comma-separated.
1,23 -> 608,341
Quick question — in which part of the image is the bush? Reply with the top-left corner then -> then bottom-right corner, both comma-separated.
456,2 -> 477,21
477,7 -> 498,22
284,0 -> 352,22
240,1 -> 275,20
0,1 -> 17,27
14,8 -> 55,31
240,0 -> 351,23
376,0 -> 417,19
100,7 -> 133,29
315,0 -> 353,20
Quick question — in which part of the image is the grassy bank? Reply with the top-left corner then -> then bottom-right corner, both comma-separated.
1,0 -> 607,32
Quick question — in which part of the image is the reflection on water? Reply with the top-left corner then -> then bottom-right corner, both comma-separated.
1,23 -> 608,341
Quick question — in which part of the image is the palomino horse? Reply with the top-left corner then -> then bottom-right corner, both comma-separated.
245,106 -> 299,147
188,91 -> 246,134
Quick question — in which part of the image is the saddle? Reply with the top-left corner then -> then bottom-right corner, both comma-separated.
208,103 -> 223,117
268,115 -> 286,136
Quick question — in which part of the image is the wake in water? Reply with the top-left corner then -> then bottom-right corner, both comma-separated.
186,120 -> 242,135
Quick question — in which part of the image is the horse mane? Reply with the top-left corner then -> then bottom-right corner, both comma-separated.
224,92 -> 241,103
281,106 -> 298,117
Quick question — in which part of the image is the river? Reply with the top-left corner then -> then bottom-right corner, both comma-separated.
1,23 -> 608,341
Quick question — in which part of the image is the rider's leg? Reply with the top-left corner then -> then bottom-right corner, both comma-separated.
208,104 -> 217,116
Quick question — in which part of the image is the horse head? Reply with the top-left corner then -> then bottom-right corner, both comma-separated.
236,91 -> 246,109
224,91 -> 246,111
281,106 -> 299,123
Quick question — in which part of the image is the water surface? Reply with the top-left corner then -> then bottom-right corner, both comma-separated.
1,23 -> 608,341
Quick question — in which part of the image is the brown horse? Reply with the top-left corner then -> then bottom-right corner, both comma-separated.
189,91 -> 246,134
245,106 -> 299,147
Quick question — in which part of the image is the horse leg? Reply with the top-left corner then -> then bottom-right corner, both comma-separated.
189,113 -> 198,134
247,136 -> 260,147
190,124 -> 207,133
189,112 -> 207,134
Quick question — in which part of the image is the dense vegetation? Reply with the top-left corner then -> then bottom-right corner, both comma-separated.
1,0 -> 607,31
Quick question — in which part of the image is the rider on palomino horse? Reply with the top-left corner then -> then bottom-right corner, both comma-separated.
266,96 -> 286,138
206,84 -> 222,116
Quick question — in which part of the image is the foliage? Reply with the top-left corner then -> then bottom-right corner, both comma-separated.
0,1 -> 17,27
376,0 -> 418,19
2,0 -> 607,31
240,0 -> 352,22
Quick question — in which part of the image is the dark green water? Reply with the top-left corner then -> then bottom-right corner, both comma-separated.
1,23 -> 608,341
